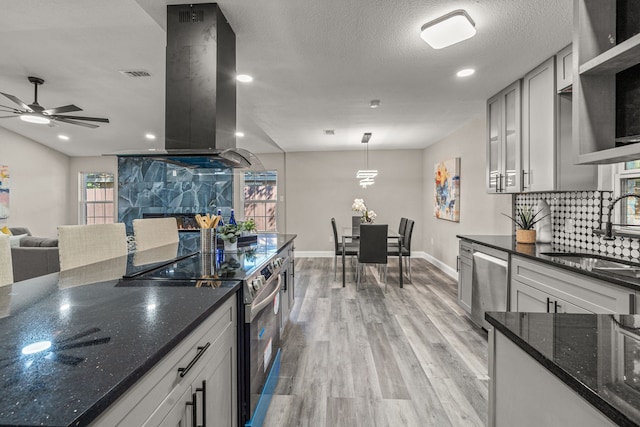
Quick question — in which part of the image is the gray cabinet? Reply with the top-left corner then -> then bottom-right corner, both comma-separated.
457,240 -> 473,313
486,80 -> 522,193
92,295 -> 237,427
573,0 -> 640,164
489,329 -> 617,427
510,256 -> 634,314
556,44 -> 573,92
522,57 -> 556,192
522,54 -> 597,191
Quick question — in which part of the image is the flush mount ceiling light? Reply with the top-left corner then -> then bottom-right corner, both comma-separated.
356,132 -> 378,188
370,100 -> 380,108
235,131 -> 245,137
456,68 -> 476,77
144,133 -> 156,140
420,9 -> 476,49
20,113 -> 50,124
236,74 -> 253,83
58,134 -> 69,141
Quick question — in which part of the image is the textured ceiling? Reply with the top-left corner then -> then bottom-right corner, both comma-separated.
0,0 -> 572,156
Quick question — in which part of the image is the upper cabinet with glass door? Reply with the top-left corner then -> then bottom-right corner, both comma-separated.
486,80 -> 522,193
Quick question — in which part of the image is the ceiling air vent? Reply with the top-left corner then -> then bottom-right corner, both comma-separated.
323,129 -> 335,135
119,70 -> 151,78
179,9 -> 204,23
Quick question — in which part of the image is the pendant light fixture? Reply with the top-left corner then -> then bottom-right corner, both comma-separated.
356,132 -> 377,188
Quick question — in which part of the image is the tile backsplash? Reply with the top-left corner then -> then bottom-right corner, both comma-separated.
514,191 -> 640,260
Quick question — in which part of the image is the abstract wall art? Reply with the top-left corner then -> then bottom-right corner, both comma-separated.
434,158 -> 460,222
0,165 -> 9,219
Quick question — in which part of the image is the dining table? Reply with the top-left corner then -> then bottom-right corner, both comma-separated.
341,226 -> 404,288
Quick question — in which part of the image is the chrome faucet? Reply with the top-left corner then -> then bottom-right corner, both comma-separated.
604,193 -> 640,240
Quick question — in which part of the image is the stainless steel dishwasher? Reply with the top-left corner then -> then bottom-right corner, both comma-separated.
471,246 -> 509,330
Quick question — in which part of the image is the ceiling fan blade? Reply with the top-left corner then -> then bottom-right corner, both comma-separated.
42,104 -> 82,115
0,93 -> 32,112
0,104 -> 21,112
52,115 -> 109,123
54,117 -> 99,129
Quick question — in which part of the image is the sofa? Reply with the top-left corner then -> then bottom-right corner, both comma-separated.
8,227 -> 60,282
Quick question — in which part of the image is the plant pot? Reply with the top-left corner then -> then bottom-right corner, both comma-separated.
223,239 -> 237,252
516,229 -> 536,244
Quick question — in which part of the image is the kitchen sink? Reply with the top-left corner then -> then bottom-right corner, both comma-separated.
540,253 -> 640,278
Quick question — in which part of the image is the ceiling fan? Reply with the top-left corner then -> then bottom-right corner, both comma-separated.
0,76 -> 109,129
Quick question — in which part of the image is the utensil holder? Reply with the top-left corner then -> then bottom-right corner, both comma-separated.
200,228 -> 216,253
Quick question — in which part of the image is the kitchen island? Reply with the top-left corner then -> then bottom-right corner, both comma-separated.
0,233 -> 296,427
487,311 -> 640,427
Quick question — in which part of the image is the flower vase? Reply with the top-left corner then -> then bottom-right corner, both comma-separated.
223,239 -> 237,252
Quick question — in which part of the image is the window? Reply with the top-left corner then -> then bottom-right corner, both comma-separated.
81,172 -> 115,224
610,161 -> 640,236
243,171 -> 277,232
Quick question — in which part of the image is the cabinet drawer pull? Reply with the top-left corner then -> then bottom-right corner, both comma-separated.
178,342 -> 211,378
456,256 -> 460,273
630,294 -> 636,315
186,392 -> 199,427
522,170 -> 528,190
196,380 -> 207,426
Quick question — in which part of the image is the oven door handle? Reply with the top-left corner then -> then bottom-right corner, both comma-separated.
251,275 -> 282,317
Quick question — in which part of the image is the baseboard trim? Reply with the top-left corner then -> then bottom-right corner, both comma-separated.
414,251 -> 458,280
296,250 -> 458,280
296,251 -> 334,258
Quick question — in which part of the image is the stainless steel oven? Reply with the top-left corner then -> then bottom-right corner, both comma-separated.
240,256 -> 284,427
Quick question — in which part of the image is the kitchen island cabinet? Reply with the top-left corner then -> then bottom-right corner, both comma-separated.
92,295 -> 237,427
487,312 -> 640,427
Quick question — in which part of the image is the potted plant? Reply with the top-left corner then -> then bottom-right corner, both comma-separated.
503,206 -> 550,244
218,219 -> 257,251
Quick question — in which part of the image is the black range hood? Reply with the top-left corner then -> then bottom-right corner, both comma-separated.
116,3 -> 256,169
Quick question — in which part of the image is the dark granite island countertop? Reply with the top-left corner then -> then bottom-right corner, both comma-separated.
0,267 -> 241,427
457,234 -> 640,291
487,311 -> 640,426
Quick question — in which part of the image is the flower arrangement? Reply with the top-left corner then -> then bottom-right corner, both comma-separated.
352,198 -> 377,223
218,218 -> 257,243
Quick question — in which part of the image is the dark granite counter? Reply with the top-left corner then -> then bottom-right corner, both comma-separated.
457,235 -> 640,291
0,233 -> 295,426
486,311 -> 640,427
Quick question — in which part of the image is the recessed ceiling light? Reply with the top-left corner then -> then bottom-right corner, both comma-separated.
420,10 -> 476,49
236,74 -> 253,83
145,133 -> 156,140
235,132 -> 245,137
20,114 -> 50,124
58,134 -> 70,141
457,68 -> 475,77
370,100 -> 380,108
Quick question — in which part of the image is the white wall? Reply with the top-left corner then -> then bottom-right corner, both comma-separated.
422,116 -> 512,275
284,150 -> 423,253
0,127 -> 69,237
68,156 -> 118,225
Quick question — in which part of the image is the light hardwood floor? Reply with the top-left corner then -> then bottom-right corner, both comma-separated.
264,257 -> 489,427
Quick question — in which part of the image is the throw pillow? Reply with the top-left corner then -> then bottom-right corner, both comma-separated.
9,234 -> 27,248
0,226 -> 11,235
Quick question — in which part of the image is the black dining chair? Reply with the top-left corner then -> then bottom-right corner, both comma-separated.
389,217 -> 408,248
388,219 -> 414,283
356,224 -> 388,291
351,215 -> 362,234
331,218 -> 357,280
